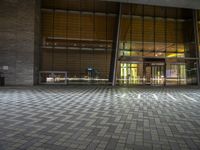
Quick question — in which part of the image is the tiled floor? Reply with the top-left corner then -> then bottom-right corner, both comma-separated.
0,86 -> 200,150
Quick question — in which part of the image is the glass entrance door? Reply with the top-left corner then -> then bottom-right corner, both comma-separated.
151,64 -> 165,85
120,63 -> 139,84
145,66 -> 151,84
144,63 -> 165,85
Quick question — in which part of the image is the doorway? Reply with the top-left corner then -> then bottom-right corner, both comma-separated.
144,62 -> 165,85
120,63 -> 139,84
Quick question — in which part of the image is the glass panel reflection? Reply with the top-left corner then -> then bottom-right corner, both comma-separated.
39,71 -> 67,84
41,1 -> 199,86
166,64 -> 186,85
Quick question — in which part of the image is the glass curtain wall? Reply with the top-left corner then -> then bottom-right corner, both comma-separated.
118,4 -> 198,85
41,0 -> 118,84
198,10 -> 200,75
199,11 -> 200,49
40,0 -> 199,85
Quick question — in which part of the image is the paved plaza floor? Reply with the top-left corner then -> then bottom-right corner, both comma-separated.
0,86 -> 200,150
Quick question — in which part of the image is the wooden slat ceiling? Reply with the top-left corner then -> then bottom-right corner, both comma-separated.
42,10 -> 184,42
41,11 -> 116,41
42,0 -> 119,13
42,0 -> 193,19
104,0 -> 200,10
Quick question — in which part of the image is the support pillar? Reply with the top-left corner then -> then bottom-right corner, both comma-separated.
193,10 -> 200,85
111,3 -> 122,86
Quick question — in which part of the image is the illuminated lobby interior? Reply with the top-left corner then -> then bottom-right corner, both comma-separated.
39,0 -> 200,86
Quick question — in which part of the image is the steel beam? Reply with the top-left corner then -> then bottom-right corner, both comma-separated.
112,3 -> 122,86
104,0 -> 200,10
193,10 -> 200,85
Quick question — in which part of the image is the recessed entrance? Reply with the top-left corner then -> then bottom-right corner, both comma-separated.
144,63 -> 165,85
120,63 -> 139,84
144,58 -> 165,85
119,59 -> 166,85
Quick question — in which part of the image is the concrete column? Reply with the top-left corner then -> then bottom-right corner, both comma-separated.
0,0 -> 40,85
193,10 -> 200,85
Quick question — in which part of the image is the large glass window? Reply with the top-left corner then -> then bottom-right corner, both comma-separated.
119,5 -> 191,60
198,10 -> 200,59
155,18 -> 165,57
41,0 -> 118,83
185,60 -> 198,85
131,17 -> 143,56
143,17 -> 154,57
166,62 -> 186,85
41,0 -> 199,85
117,4 -> 198,85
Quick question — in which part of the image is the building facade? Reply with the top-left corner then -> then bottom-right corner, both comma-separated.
0,0 -> 200,86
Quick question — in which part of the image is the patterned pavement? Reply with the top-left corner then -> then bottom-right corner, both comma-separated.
0,86 -> 200,150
